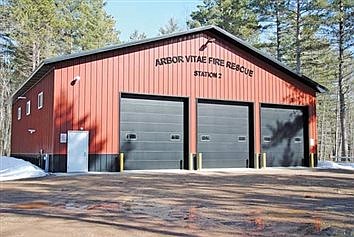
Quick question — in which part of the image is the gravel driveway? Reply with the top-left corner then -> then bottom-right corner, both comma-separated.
1,168 -> 353,236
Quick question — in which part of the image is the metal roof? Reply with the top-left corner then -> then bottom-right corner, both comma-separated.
11,25 -> 327,102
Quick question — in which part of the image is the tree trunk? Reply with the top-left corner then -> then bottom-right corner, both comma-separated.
319,101 -> 326,160
295,0 -> 301,74
32,42 -> 36,70
32,41 -> 40,70
0,68 -> 12,156
338,0 -> 348,157
335,92 -> 340,157
276,0 -> 281,61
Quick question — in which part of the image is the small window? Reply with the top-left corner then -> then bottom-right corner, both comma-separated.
263,136 -> 271,143
238,136 -> 246,142
294,137 -> 302,143
26,101 -> 31,115
38,92 -> 43,109
125,133 -> 137,141
17,107 -> 21,120
170,134 -> 181,141
200,135 -> 210,141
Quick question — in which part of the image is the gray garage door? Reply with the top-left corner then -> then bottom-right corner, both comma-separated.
120,97 -> 184,170
261,106 -> 305,167
197,102 -> 250,168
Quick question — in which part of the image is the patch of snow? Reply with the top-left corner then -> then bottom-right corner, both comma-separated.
0,156 -> 47,181
317,160 -> 354,170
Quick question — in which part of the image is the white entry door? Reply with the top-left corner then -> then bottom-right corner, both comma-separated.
67,131 -> 89,172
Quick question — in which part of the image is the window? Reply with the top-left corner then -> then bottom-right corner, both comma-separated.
38,92 -> 43,109
263,136 -> 271,143
200,135 -> 210,141
170,134 -> 181,141
294,137 -> 302,143
26,101 -> 31,115
17,107 -> 21,120
238,136 -> 246,142
125,133 -> 137,141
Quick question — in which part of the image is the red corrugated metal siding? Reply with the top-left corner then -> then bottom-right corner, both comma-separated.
11,69 -> 54,155
53,32 -> 317,155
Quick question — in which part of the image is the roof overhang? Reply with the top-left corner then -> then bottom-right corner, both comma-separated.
11,25 -> 328,103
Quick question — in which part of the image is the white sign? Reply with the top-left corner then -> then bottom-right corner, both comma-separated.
60,133 -> 67,143
310,138 -> 315,147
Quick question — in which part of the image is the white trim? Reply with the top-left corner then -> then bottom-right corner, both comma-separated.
17,107 -> 21,120
38,91 -> 43,109
26,100 -> 31,115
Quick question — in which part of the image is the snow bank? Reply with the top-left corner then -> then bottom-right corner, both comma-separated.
0,156 -> 47,181
317,160 -> 354,171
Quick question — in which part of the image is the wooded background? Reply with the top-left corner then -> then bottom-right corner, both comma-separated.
0,0 -> 353,159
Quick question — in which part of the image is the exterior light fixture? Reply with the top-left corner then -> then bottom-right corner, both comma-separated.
28,129 -> 36,134
70,76 -> 80,86
17,96 -> 27,100
206,38 -> 216,44
199,38 -> 216,51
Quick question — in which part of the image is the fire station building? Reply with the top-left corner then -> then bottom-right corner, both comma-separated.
11,26 -> 327,172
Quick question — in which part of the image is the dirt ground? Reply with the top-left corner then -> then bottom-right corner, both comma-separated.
0,168 -> 353,237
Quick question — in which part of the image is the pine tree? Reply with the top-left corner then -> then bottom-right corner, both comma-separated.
54,0 -> 119,54
282,0 -> 329,74
8,0 -> 57,75
129,30 -> 147,41
323,0 -> 353,157
159,18 -> 181,35
0,0 -> 120,155
188,0 -> 261,42
0,0 -> 23,155
251,0 -> 290,61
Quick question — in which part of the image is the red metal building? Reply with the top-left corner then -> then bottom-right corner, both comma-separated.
11,26 -> 326,172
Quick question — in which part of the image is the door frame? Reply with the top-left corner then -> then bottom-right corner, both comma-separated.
196,98 -> 254,168
119,93 -> 189,169
260,103 -> 309,166
67,130 -> 89,172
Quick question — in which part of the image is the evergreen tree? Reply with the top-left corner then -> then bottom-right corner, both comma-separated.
282,0 -> 328,74
54,0 -> 119,54
129,30 -> 147,41
251,0 -> 290,61
9,0 -> 57,75
322,0 -> 353,157
0,0 -> 120,155
188,0 -> 261,42
159,18 -> 181,35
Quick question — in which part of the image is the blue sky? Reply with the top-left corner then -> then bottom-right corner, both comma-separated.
105,0 -> 202,42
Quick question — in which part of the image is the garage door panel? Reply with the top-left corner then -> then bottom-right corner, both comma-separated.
198,125 -> 248,134
198,104 -> 248,117
124,160 -> 182,170
266,153 -> 304,167
199,151 -> 249,159
198,102 -> 250,168
121,102 -> 182,114
124,152 -> 183,161
121,113 -> 183,124
261,106 -> 305,167
120,142 -> 183,151
202,157 -> 248,168
121,123 -> 183,133
198,117 -> 248,126
121,132 -> 183,142
120,97 -> 184,170
198,133 -> 249,142
198,143 -> 248,152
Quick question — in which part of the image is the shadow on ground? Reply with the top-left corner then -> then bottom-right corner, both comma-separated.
1,169 -> 353,236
